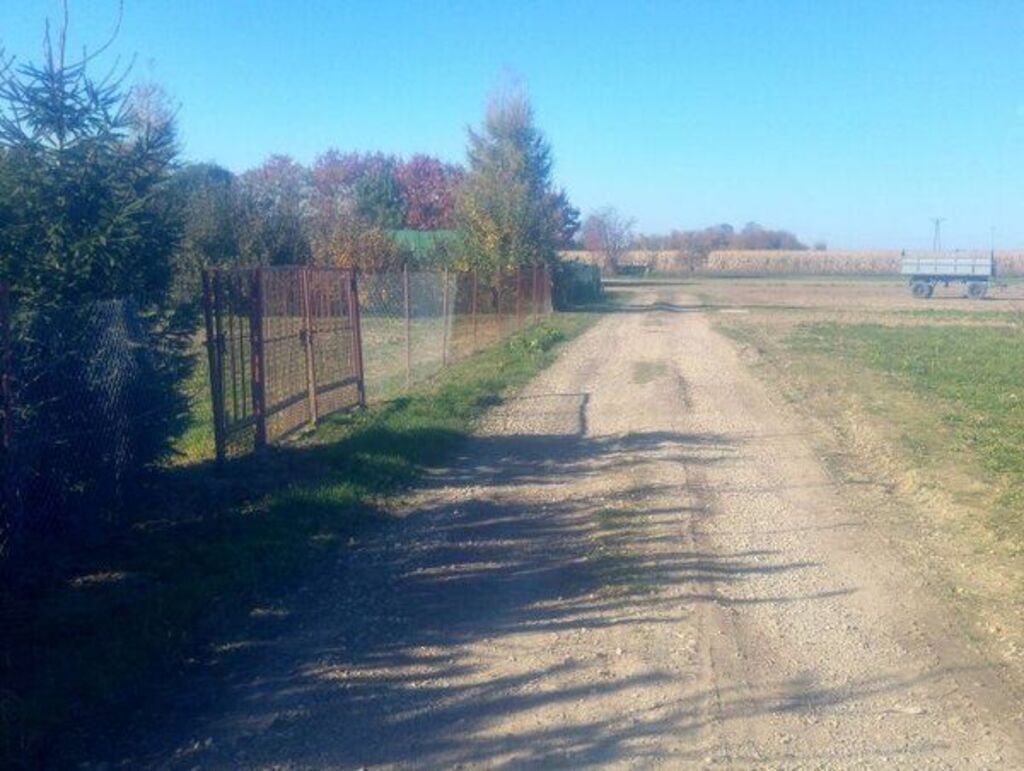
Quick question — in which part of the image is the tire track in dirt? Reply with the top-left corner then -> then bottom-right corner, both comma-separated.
102,288 -> 1023,768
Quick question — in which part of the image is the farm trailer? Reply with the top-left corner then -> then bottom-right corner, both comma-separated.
901,252 -> 994,299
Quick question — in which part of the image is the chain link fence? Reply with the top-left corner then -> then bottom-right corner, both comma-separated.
0,263 -> 552,560
358,264 -> 552,401
0,288 -> 189,563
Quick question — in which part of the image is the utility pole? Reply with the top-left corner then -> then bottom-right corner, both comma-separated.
931,217 -> 945,252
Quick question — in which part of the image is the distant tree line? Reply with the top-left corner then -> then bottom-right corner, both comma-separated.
170,97 -> 579,297
1,27 -> 579,316
167,152 -> 462,297
633,222 -> 806,254
576,212 -> 806,262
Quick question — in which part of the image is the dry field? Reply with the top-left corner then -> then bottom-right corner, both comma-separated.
566,249 -> 1024,276
706,250 -> 1024,275
706,250 -> 902,274
692,274 -> 1024,317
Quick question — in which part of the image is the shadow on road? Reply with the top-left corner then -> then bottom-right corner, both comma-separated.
99,405 -> 963,769
582,300 -> 702,314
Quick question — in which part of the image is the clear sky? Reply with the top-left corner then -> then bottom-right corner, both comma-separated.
2,0 -> 1024,249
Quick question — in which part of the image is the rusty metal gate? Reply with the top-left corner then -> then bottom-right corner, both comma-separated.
202,266 -> 364,461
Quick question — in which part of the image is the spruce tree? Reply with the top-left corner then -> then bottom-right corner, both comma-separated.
0,26 -> 187,540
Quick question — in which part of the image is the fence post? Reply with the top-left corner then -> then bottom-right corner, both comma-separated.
544,265 -> 551,313
440,267 -> 450,367
249,268 -> 268,449
202,271 -> 227,464
538,265 -> 546,314
536,262 -> 544,315
516,265 -> 524,329
471,269 -> 478,351
300,268 -> 319,427
0,281 -> 12,543
403,263 -> 412,387
347,271 -> 367,407
0,283 -> 11,454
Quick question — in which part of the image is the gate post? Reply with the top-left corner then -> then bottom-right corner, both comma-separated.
403,263 -> 412,387
249,268 -> 268,449
441,267 -> 449,367
202,271 -> 227,464
347,271 -> 367,407
536,262 -> 544,315
0,283 -> 11,453
300,268 -> 319,427
544,264 -> 550,313
0,282 -> 12,538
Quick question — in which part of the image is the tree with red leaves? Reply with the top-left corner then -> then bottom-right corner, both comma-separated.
310,151 -> 404,229
394,154 -> 463,230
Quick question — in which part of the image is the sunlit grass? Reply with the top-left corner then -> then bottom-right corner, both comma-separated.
789,321 -> 1024,535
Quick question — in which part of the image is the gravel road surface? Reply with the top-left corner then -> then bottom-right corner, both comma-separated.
107,288 -> 1024,768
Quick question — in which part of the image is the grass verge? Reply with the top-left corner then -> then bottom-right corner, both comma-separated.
788,321 -> 1024,541
1,311 -> 600,767
717,310 -> 1024,685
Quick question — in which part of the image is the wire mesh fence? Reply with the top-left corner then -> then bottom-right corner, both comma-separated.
203,263 -> 550,454
358,264 -> 552,401
0,263 -> 552,558
0,288 -> 189,561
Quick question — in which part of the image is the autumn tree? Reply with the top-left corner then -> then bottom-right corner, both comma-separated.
308,203 -> 405,271
237,155 -> 312,265
395,154 -> 462,230
307,150 -> 402,269
456,88 -> 569,270
309,149 -> 356,206
583,207 -> 634,271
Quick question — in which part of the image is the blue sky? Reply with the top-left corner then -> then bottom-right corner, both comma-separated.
2,1 -> 1024,249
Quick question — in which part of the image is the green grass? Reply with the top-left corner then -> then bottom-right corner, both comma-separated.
895,308 -> 1018,322
1,312 -> 599,767
789,321 -> 1024,535
172,347 -> 215,464
631,361 -> 669,384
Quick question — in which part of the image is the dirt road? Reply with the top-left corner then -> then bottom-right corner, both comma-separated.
114,288 -> 1024,768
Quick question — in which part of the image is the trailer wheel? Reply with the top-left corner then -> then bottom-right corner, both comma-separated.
911,281 -> 933,299
966,281 -> 987,299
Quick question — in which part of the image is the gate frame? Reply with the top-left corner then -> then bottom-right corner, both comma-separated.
202,266 -> 366,462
